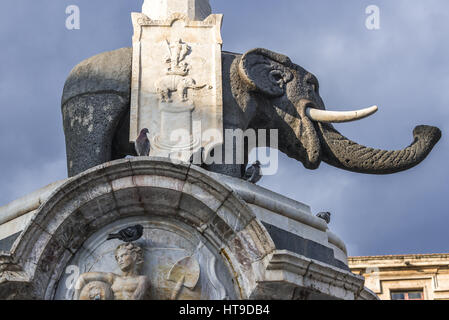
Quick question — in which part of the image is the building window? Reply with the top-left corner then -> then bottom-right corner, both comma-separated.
390,290 -> 424,300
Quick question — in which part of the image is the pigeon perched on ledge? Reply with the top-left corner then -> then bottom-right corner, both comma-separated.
107,225 -> 144,242
135,128 -> 151,156
189,147 -> 205,166
316,212 -> 331,224
243,161 -> 262,184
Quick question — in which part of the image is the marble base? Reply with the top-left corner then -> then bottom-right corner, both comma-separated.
0,158 -> 377,300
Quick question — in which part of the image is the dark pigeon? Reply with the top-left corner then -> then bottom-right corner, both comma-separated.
316,212 -> 331,224
107,225 -> 144,242
135,128 -> 151,156
189,147 -> 205,166
243,161 -> 262,184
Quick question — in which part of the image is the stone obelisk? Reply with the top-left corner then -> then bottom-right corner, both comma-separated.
130,0 -> 223,161
142,0 -> 212,21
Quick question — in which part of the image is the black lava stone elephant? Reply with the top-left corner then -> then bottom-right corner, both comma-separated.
61,47 -> 441,178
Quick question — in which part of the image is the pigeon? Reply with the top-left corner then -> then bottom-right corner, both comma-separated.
135,128 -> 151,156
243,161 -> 262,184
316,212 -> 331,224
189,147 -> 205,166
107,225 -> 144,242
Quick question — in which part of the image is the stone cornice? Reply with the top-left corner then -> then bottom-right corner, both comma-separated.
349,253 -> 449,270
252,250 -> 378,300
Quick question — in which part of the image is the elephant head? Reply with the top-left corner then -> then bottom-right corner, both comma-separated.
232,48 -> 441,174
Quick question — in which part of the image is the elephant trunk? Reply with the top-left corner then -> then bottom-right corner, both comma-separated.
318,122 -> 441,174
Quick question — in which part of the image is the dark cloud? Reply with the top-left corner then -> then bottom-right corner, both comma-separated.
0,0 -> 447,256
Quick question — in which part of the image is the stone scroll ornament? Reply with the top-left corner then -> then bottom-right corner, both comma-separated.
74,225 -> 150,300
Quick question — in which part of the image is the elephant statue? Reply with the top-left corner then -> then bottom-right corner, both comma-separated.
61,47 -> 441,178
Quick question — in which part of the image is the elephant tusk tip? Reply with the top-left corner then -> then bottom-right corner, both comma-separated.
306,105 -> 379,123
363,105 -> 379,117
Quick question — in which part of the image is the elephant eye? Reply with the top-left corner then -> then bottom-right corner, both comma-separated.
270,70 -> 285,86
306,74 -> 319,94
273,73 -> 283,81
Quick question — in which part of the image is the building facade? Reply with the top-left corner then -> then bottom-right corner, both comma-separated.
349,254 -> 449,300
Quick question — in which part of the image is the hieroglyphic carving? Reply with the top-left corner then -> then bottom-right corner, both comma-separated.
155,39 -> 207,103
130,12 -> 224,161
156,74 -> 206,102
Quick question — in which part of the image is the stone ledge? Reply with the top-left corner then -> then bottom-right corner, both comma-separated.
0,180 -> 67,226
0,159 -> 349,272
0,233 -> 21,253
262,222 -> 348,271
349,253 -> 449,267
252,250 -> 378,300
208,171 -> 328,231
207,170 -> 348,265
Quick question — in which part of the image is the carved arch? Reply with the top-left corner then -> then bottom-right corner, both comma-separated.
0,158 -> 275,299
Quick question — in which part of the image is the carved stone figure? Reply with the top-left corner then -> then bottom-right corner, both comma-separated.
62,48 -> 441,177
155,39 -> 205,103
167,256 -> 200,300
166,39 -> 190,76
74,242 -> 149,300
156,74 -> 205,102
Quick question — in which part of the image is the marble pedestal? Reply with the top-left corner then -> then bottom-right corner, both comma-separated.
0,158 -> 377,300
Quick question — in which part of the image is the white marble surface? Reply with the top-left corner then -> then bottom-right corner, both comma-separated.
142,0 -> 212,21
130,10 -> 224,162
0,158 -> 376,300
0,210 -> 34,241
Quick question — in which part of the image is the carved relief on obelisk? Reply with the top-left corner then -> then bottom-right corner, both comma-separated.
130,0 -> 223,161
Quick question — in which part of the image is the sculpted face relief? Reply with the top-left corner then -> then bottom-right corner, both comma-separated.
116,247 -> 137,273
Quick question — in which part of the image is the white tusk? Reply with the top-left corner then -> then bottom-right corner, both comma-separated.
305,105 -> 378,123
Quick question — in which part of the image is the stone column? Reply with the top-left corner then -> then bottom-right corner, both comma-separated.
142,0 -> 212,21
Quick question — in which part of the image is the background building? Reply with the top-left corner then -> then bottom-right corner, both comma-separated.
349,254 -> 449,300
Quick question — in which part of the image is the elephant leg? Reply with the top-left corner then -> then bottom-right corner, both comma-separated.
182,87 -> 188,101
201,132 -> 249,179
165,90 -> 173,103
112,108 -> 136,160
62,93 -> 129,177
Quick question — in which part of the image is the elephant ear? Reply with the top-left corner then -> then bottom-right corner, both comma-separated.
239,48 -> 294,97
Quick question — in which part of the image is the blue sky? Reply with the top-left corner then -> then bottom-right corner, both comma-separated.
0,0 -> 447,256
